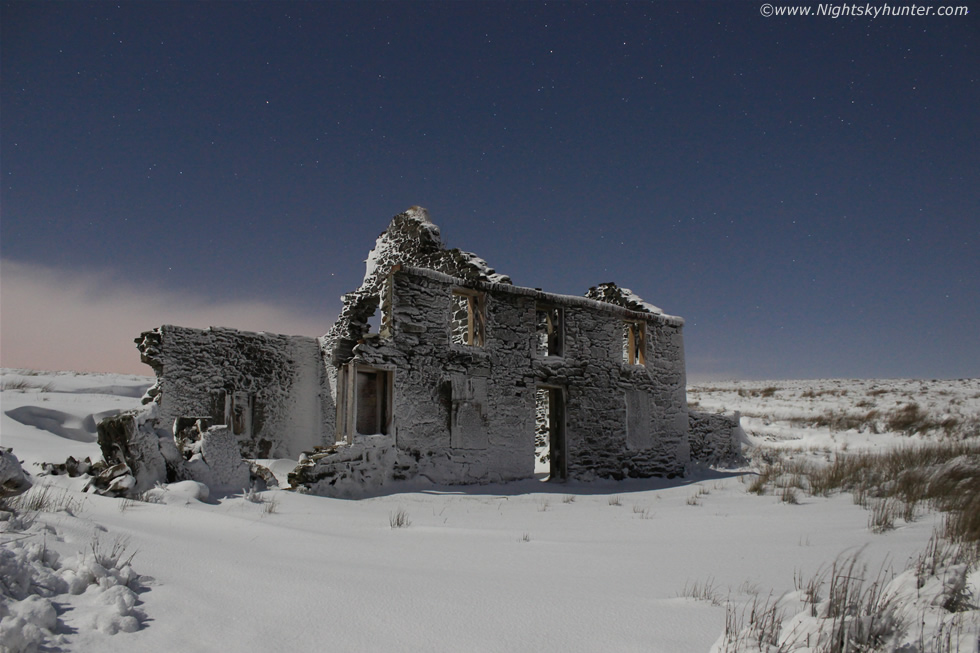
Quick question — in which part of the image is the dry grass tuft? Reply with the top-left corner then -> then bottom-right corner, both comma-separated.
749,441 -> 980,545
389,507 -> 411,528
680,576 -> 723,606
5,485 -> 81,515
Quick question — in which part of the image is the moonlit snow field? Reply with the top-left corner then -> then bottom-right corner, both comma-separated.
2,370 -> 977,652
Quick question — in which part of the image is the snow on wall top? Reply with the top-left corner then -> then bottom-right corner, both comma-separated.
398,266 -> 684,326
584,282 -> 664,315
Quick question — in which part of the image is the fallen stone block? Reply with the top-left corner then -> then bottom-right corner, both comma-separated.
0,448 -> 32,499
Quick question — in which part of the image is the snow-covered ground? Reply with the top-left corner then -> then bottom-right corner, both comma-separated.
689,378 -> 980,451
2,370 -> 978,652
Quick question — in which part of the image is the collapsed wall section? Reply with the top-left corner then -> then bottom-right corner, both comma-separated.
322,206 -> 511,370
137,325 -> 331,459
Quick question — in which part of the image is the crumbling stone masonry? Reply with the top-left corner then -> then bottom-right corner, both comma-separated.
136,326 -> 329,459
133,207 -> 736,497
688,411 -> 747,467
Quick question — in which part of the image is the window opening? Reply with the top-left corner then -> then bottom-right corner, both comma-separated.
450,289 -> 485,347
535,306 -> 563,357
379,274 -> 394,337
623,320 -> 645,366
366,303 -> 383,334
222,390 -> 254,437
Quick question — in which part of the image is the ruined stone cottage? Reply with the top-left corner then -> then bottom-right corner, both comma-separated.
134,207 -> 738,496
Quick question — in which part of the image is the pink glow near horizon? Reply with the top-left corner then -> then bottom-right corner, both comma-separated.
0,260 -> 336,375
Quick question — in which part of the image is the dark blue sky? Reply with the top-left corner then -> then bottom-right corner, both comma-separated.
2,1 -> 977,379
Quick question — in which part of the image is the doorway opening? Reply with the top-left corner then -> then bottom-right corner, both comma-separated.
534,385 -> 566,481
337,364 -> 393,443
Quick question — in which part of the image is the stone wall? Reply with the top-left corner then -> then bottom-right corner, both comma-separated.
340,268 -> 535,485
137,325 -> 331,459
531,286 -> 689,480
689,410 -> 746,467
295,265 -> 689,494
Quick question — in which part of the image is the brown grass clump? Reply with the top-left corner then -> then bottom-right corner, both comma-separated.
785,403 -> 977,439
750,441 -> 980,545
885,402 -> 927,434
737,386 -> 781,398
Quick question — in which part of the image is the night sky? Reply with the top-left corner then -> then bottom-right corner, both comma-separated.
2,1 -> 977,379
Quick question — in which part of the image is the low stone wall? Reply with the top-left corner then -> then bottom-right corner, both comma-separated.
290,433 -> 539,498
289,435 -> 415,497
688,410 -> 745,467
